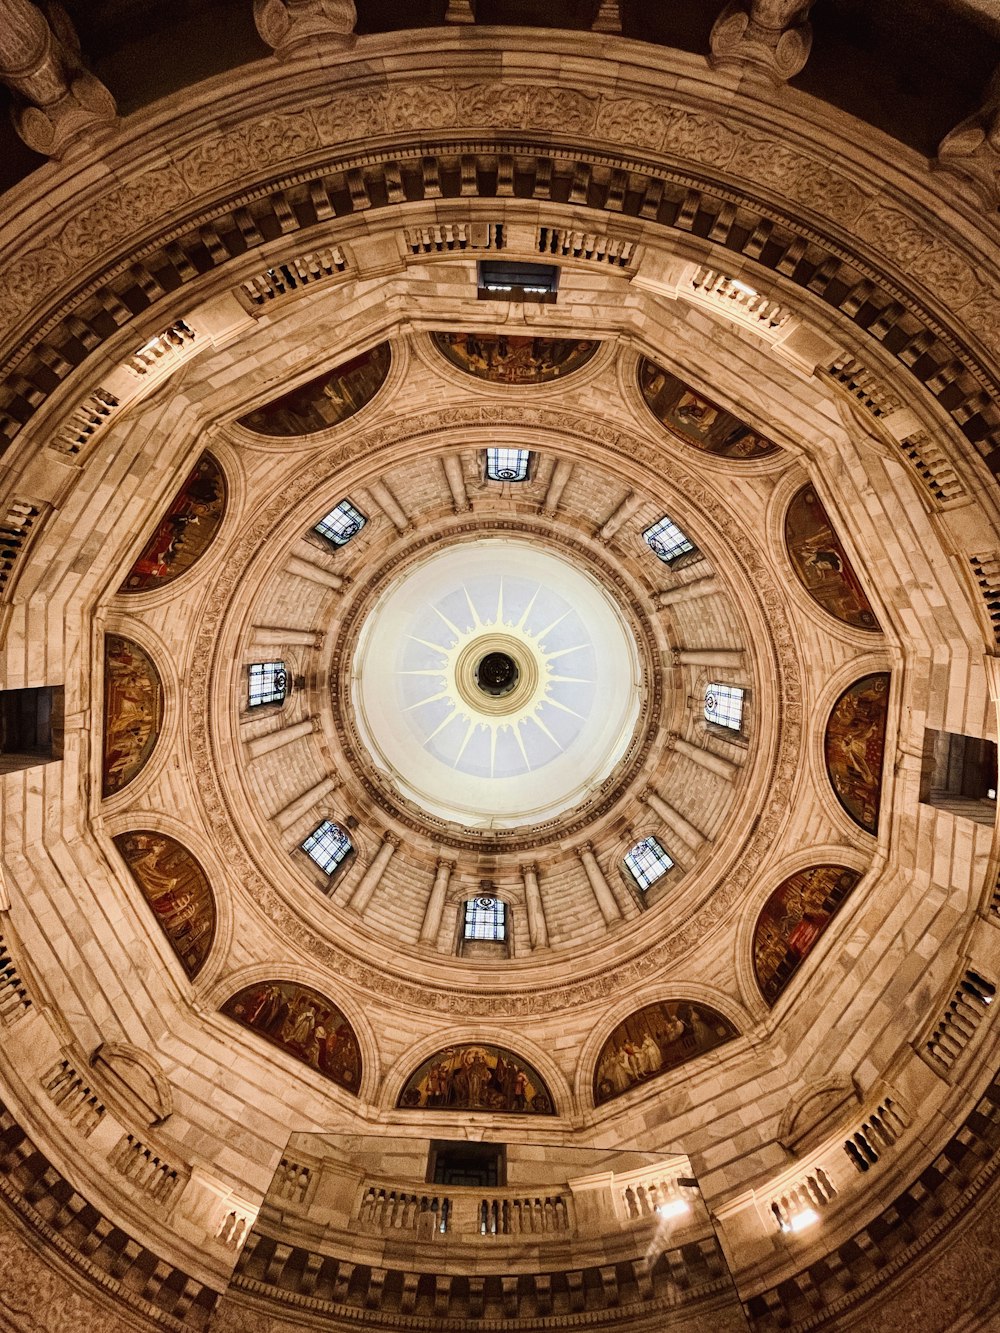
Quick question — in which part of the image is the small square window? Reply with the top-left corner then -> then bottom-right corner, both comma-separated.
705,683 -> 745,731
301,820 -> 353,875
643,515 -> 695,564
464,896 -> 506,941
624,837 -> 673,891
486,448 -> 531,482
247,661 -> 287,708
314,498 -> 366,548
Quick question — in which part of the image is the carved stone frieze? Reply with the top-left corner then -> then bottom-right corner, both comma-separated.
184,403 -> 800,1017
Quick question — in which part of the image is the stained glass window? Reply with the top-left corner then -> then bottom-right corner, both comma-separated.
486,448 -> 531,482
464,896 -> 507,941
247,661 -> 287,708
705,683 -> 745,731
301,820 -> 353,874
643,515 -> 695,564
624,837 -> 673,891
314,498 -> 367,547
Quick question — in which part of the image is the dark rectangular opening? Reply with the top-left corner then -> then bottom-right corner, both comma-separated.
427,1140 -> 506,1188
478,261 -> 558,303
0,686 -> 64,774
920,727 -> 997,825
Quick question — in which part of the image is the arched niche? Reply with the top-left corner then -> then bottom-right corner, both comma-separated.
117,451 -> 227,592
593,1000 -> 738,1107
637,356 -> 781,459
101,633 -> 163,797
430,331 -> 599,385
824,673 -> 891,835
237,342 -> 391,435
783,484 -> 880,631
113,830 -> 216,980
396,1043 -> 556,1115
220,979 -> 362,1095
752,864 -> 864,1006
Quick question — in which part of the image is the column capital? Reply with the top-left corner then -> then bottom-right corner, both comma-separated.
709,0 -> 814,84
520,862 -> 539,878
254,0 -> 357,56
435,856 -> 456,872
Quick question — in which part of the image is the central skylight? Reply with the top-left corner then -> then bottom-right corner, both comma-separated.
350,539 -> 642,829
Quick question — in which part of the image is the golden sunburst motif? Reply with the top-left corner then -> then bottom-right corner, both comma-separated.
399,578 -> 597,778
352,539 -> 641,829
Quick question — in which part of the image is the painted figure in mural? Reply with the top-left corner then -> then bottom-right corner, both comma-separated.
397,1044 -> 555,1114
114,830 -> 215,979
824,674 -> 890,834
221,981 -> 362,1093
638,358 -> 780,458
102,635 -> 163,796
752,866 -> 861,1005
784,486 -> 880,630
119,453 -> 226,592
237,343 -> 391,436
431,331 -> 599,385
593,1000 -> 738,1107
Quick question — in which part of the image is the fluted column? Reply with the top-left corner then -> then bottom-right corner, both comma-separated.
670,733 -> 738,780
287,555 -> 346,590
709,0 -> 814,83
0,0 -> 116,157
541,459 -> 574,514
578,845 -> 621,924
442,456 -> 470,513
246,718 -> 314,758
642,789 -> 705,855
252,626 -> 322,648
597,492 -> 642,543
419,859 -> 455,944
675,648 -> 743,670
344,833 -> 399,912
254,0 -> 357,56
656,576 -> 720,608
521,864 -> 549,949
274,777 -> 338,833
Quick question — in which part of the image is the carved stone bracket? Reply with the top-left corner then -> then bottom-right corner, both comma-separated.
937,67 -> 1000,212
0,0 -> 116,158
253,0 -> 357,57
709,0 -> 814,84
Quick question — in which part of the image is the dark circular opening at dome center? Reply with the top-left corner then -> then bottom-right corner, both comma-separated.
476,651 -> 519,697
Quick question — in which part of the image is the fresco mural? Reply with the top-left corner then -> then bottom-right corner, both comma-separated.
222,981 -> 362,1093
114,831 -> 216,980
824,673 -> 891,834
753,865 -> 863,1005
237,343 -> 391,435
784,486 -> 880,630
102,634 -> 163,796
431,332 -> 599,385
397,1044 -> 555,1115
119,452 -> 226,592
593,1000 -> 738,1107
638,358 -> 780,458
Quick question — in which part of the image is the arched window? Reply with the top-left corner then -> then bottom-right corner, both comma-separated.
247,661 -> 287,708
314,498 -> 367,547
642,515 -> 695,564
624,837 -> 673,891
705,683 -> 745,732
486,447 -> 531,482
301,820 -> 353,875
463,896 -> 507,941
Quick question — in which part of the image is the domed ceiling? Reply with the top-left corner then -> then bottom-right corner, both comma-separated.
0,9 -> 998,1333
